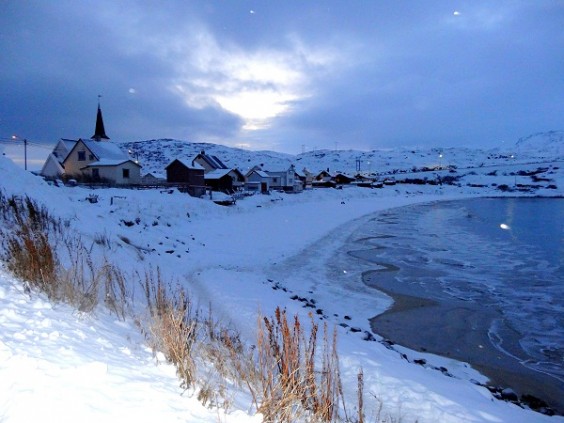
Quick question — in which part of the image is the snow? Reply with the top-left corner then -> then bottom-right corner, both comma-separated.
0,135 -> 563,422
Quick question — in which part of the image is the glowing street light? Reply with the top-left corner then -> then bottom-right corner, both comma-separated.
12,135 -> 28,170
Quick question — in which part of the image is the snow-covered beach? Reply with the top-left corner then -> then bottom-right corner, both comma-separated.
1,138 -> 563,422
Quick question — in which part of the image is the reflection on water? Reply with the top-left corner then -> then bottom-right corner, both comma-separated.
354,198 -> 563,382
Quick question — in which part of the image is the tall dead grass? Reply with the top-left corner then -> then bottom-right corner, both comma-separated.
0,191 -> 129,319
252,307 -> 344,422
141,269 -> 198,389
1,194 -> 59,294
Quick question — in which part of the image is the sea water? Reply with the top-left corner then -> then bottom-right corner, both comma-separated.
362,197 -> 563,382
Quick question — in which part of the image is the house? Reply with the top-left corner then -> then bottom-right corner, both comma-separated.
141,172 -> 165,185
245,168 -> 271,193
312,170 -> 336,188
192,150 -> 229,172
165,159 -> 205,197
295,167 -> 314,189
333,172 -> 355,185
265,165 -> 302,192
63,138 -> 141,185
41,101 -> 141,185
40,138 -> 78,178
204,168 -> 245,193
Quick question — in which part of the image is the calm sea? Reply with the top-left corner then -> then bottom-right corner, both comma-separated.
360,197 -> 563,381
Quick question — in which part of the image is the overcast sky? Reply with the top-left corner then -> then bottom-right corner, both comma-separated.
1,1 -> 562,154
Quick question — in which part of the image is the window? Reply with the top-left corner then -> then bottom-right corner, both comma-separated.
92,168 -> 100,179
77,151 -> 86,161
89,154 -> 95,160
122,168 -> 130,179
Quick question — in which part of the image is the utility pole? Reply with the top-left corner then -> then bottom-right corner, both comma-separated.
12,135 -> 28,170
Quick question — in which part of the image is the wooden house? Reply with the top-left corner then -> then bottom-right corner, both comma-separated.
165,159 -> 205,196
192,150 -> 229,172
204,168 -> 245,192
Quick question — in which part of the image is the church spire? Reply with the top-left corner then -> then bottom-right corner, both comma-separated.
91,95 -> 109,141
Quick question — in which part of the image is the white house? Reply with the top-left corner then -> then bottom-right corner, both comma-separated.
245,168 -> 271,193
40,138 -> 78,178
265,165 -> 302,192
41,102 -> 141,185
63,138 -> 141,184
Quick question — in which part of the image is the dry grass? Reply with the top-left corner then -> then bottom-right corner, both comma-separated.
1,194 -> 59,296
0,191 -> 130,320
141,269 -> 198,389
252,307 -> 344,422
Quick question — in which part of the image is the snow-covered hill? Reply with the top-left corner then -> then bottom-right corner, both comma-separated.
515,130 -> 564,158
121,131 -> 562,178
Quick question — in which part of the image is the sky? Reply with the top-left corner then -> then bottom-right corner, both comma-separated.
0,1 -> 563,155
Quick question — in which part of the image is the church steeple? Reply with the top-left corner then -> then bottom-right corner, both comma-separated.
91,95 -> 109,141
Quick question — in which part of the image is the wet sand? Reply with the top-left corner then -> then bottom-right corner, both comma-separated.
364,268 -> 564,415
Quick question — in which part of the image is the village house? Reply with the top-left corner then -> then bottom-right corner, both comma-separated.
192,150 -> 229,172
40,102 -> 141,185
204,168 -> 245,193
295,167 -> 314,189
312,169 -> 355,187
265,164 -> 303,192
165,159 -> 205,197
190,150 -> 246,193
40,138 -> 80,178
245,167 -> 271,193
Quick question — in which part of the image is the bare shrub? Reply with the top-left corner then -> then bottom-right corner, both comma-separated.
141,269 -> 198,389
1,194 -> 59,296
254,307 -> 343,422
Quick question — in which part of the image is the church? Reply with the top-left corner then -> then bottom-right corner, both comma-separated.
40,101 -> 141,185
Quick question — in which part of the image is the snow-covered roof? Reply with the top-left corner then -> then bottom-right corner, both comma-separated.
82,159 -> 140,168
165,158 -> 204,170
204,169 -> 232,180
248,169 -> 269,178
40,153 -> 65,177
59,138 -> 78,150
196,153 -> 228,169
78,139 -> 129,161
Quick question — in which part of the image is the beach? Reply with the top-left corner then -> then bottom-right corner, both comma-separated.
347,198 -> 564,415
365,271 -> 564,414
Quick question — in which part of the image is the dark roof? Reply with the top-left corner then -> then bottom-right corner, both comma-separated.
165,158 -> 204,170
91,105 -> 110,140
197,152 -> 228,169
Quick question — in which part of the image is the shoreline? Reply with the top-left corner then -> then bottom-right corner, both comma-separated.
365,270 -> 564,415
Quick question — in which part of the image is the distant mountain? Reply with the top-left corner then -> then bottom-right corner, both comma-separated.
121,132 -> 561,177
514,131 -> 564,159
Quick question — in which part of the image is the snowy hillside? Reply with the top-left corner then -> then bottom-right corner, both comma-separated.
121,131 -> 562,178
514,130 -> 564,158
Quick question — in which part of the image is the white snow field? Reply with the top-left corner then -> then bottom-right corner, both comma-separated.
1,134 -> 562,423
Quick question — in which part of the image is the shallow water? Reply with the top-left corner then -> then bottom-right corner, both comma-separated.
350,197 -> 563,411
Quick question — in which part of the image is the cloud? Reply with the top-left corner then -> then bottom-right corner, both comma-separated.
0,1 -> 562,153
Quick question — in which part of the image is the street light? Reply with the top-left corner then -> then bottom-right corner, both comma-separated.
12,135 -> 28,170
438,153 -> 443,170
